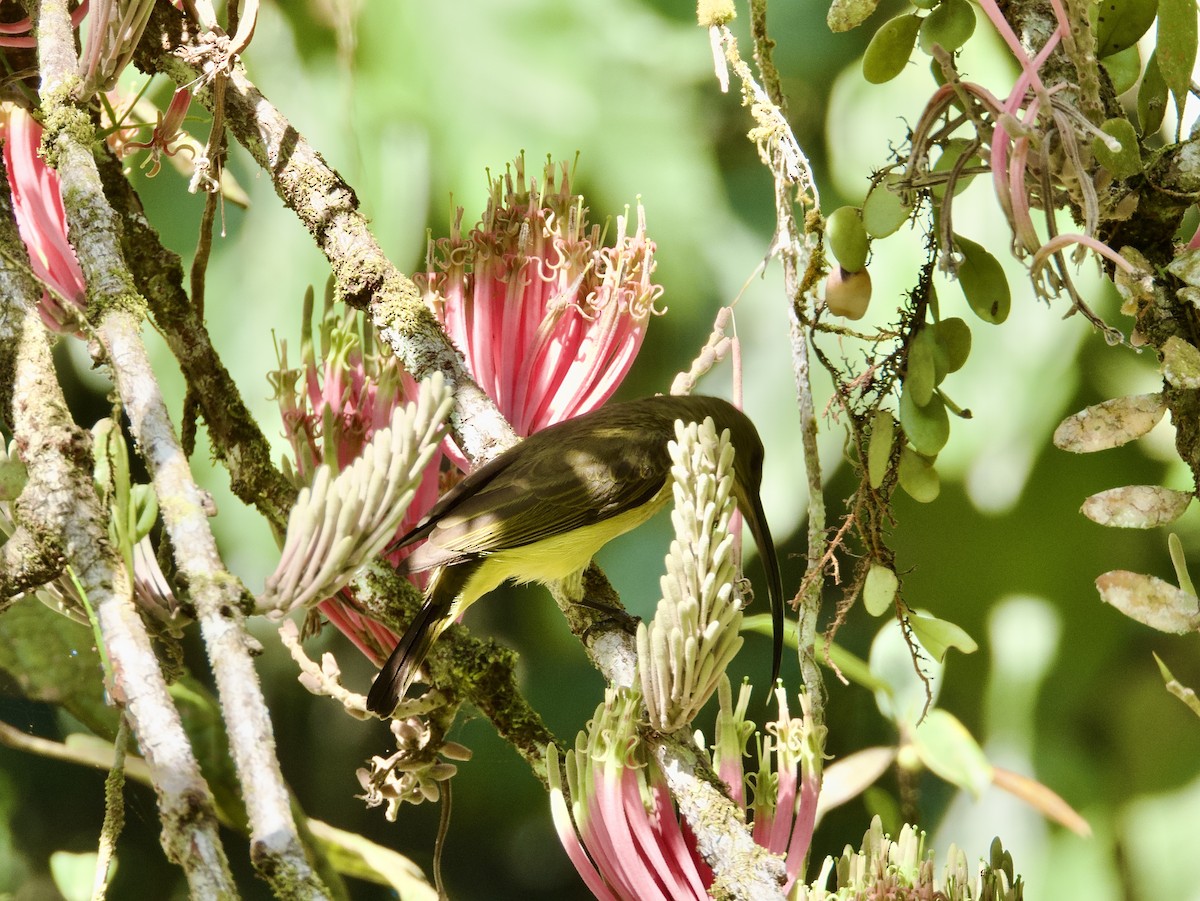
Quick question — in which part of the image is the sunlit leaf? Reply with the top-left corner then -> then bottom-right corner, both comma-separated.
908,611 -> 977,660
816,746 -> 898,823
1096,570 -> 1200,633
308,819 -> 439,896
863,563 -> 899,616
912,709 -> 992,797
871,620 -> 943,724
1053,393 -> 1166,453
992,767 -> 1092,836
1081,485 -> 1192,528
50,852 -> 104,901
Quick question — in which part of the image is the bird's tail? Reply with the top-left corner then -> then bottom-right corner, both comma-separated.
366,600 -> 451,716
367,562 -> 476,716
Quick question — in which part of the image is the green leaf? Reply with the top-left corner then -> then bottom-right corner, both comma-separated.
1138,50 -> 1168,134
862,175 -> 914,237
870,620 -> 943,724
930,138 -> 983,199
742,614 -> 890,693
1157,0 -> 1198,131
899,384 -> 950,455
827,205 -> 870,272
863,564 -> 899,616
917,0 -> 976,55
897,446 -> 940,502
908,611 -> 978,660
913,709 -> 993,797
931,317 -> 971,379
0,454 -> 26,501
906,329 -> 938,406
867,410 -> 895,489
1093,0 -> 1159,57
308,819 -> 439,897
862,14 -> 922,84
954,234 -> 1011,324
1102,43 -> 1143,93
1092,118 -> 1142,180
51,852 -> 105,901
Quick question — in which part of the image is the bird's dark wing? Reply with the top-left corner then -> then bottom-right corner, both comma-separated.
417,433 -> 670,565
397,408 -> 682,569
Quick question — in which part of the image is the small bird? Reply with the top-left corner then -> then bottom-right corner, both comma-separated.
366,394 -> 783,716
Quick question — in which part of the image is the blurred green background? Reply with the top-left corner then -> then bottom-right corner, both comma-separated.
3,0 -> 1200,898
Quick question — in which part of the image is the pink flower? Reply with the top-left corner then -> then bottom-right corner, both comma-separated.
119,88 -> 195,177
417,154 -> 663,439
272,291 -> 443,663
0,105 -> 87,331
550,683 -> 822,899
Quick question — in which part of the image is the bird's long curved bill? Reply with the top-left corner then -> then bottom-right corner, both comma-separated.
743,492 -> 784,684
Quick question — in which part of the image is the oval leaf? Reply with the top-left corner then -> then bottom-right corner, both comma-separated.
954,234 -> 1011,324
1093,0 -> 1158,57
1093,118 -> 1142,180
912,709 -> 993,797
862,14 -> 922,84
900,384 -> 950,455
1053,392 -> 1166,453
867,410 -> 895,489
863,175 -> 914,237
931,317 -> 971,378
906,330 -> 937,406
1096,570 -> 1200,633
1081,485 -> 1193,528
898,446 -> 940,502
1162,335 -> 1200,388
863,564 -> 899,617
908,611 -> 977,660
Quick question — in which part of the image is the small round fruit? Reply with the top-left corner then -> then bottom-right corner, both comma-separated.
826,266 -> 872,319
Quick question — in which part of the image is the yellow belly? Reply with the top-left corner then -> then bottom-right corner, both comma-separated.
454,485 -> 672,611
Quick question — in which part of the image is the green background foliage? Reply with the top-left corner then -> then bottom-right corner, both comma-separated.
3,0 -> 1199,898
